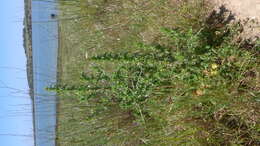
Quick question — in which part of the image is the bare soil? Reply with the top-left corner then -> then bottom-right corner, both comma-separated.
213,0 -> 260,39
214,0 -> 260,20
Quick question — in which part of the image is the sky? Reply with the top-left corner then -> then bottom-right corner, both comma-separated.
0,0 -> 34,146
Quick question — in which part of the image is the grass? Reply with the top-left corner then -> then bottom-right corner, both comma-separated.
55,0 -> 260,145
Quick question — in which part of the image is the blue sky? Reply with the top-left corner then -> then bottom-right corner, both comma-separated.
0,0 -> 34,146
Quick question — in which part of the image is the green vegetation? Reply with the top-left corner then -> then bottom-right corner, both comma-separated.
55,0 -> 259,145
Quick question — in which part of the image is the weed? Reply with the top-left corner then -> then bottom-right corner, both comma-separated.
55,0 -> 260,145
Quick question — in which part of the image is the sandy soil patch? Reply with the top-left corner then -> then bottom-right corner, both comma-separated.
214,0 -> 260,20
213,0 -> 260,40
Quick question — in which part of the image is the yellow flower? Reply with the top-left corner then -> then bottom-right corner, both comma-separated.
210,70 -> 218,76
211,63 -> 218,70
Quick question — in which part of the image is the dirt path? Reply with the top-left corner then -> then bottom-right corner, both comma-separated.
213,0 -> 260,39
